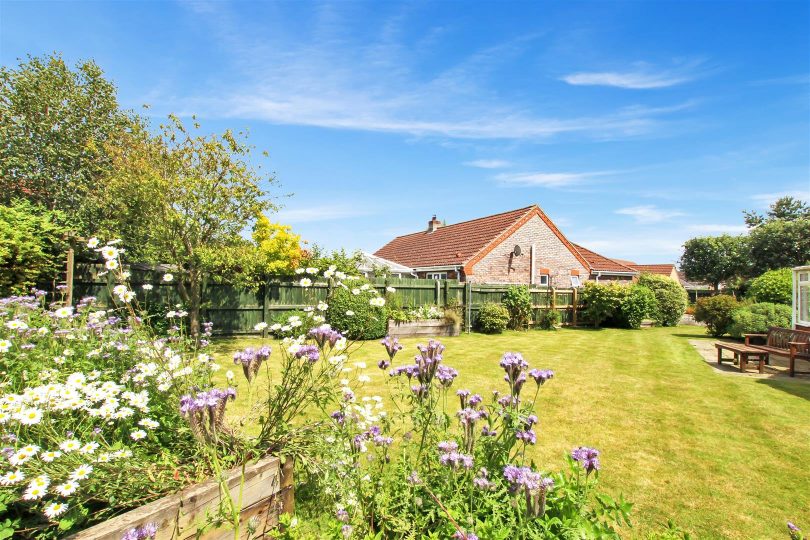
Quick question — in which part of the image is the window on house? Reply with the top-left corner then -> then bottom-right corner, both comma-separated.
426,272 -> 447,280
570,275 -> 582,288
798,271 -> 810,326
537,274 -> 549,286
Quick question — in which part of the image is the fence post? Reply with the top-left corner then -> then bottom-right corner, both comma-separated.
443,279 -> 449,307
465,281 -> 472,333
435,279 -> 441,306
262,280 -> 270,338
550,287 -> 557,322
65,247 -> 75,306
572,287 -> 578,326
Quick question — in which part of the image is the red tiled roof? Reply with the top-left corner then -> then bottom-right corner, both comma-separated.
629,264 -> 677,277
571,244 -> 638,274
374,206 -> 536,268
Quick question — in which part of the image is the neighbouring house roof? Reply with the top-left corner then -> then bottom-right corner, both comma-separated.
571,244 -> 639,274
374,205 -> 591,273
629,263 -> 678,277
677,271 -> 713,290
357,252 -> 415,275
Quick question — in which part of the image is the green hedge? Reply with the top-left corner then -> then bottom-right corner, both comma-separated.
476,302 -> 510,334
745,268 -> 792,305
728,302 -> 791,338
325,283 -> 388,340
637,273 -> 688,326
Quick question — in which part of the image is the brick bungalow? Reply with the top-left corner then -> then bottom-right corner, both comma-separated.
374,205 -> 642,286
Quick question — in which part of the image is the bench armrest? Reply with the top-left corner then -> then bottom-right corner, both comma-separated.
745,333 -> 768,346
789,341 -> 809,350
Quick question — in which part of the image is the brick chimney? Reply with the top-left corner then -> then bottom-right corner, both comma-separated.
427,215 -> 442,233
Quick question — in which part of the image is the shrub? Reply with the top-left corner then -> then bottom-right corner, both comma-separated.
694,295 -> 741,336
536,308 -> 561,330
580,282 -> 627,327
0,200 -> 68,295
618,284 -> 657,329
503,285 -> 532,330
476,302 -> 510,333
728,302 -> 792,338
443,307 -> 462,329
637,273 -> 688,326
746,268 -> 792,305
325,282 -> 388,340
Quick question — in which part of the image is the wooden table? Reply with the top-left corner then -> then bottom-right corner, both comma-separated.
715,342 -> 769,374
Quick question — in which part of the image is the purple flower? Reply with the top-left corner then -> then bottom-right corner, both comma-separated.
407,470 -> 421,485
481,425 -> 497,437
473,468 -> 493,490
336,508 -> 349,523
529,369 -> 554,385
377,358 -> 391,370
330,411 -> 346,425
516,430 -> 536,445
294,344 -> 320,363
380,335 -> 403,360
310,326 -> 344,348
571,446 -> 600,474
121,523 -> 158,540
341,524 -> 353,539
233,346 -> 271,381
503,465 -> 546,492
457,407 -> 485,427
435,365 -> 458,387
453,532 -> 478,540
179,388 -> 236,442
788,522 -> 803,540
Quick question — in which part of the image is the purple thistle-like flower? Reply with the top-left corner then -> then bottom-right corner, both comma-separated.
481,425 -> 497,437
336,508 -> 349,523
571,446 -> 601,474
233,346 -> 271,382
457,407 -> 485,427
377,358 -> 391,370
407,470 -> 421,485
515,429 -> 537,445
529,368 -> 554,385
121,523 -> 158,540
788,522 -> 803,540
503,465 -> 545,492
341,524 -> 353,539
380,335 -> 403,360
309,326 -> 344,349
294,344 -> 320,363
330,411 -> 346,425
435,365 -> 458,387
453,532 -> 479,540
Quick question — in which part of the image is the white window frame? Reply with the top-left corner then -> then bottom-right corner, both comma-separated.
570,275 -> 582,288
797,270 -> 810,327
537,274 -> 549,286
426,272 -> 447,280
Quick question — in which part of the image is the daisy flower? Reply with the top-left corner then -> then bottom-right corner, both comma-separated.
79,442 -> 100,454
54,306 -> 74,318
87,237 -> 100,248
130,430 -> 147,441
55,481 -> 79,496
100,246 -> 119,260
16,408 -> 43,425
0,470 -> 25,485
23,485 -> 47,500
69,464 -> 93,481
43,502 -> 68,519
60,439 -> 81,453
41,450 -> 62,462
162,273 -> 174,282
0,339 -> 10,352
138,418 -> 159,429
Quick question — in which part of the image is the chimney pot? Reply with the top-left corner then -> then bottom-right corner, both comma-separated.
427,215 -> 442,233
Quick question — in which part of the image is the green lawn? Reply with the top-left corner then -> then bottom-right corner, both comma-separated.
210,326 -> 810,539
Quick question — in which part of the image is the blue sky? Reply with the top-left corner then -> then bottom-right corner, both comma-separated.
2,0 -> 809,263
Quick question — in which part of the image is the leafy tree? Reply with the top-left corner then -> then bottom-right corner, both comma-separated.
579,282 -> 627,328
0,200 -> 68,294
103,115 -> 275,335
747,219 -> 810,274
745,268 -> 792,305
0,54 -> 143,234
637,273 -> 688,326
617,284 -> 657,329
743,196 -> 810,227
200,215 -> 303,289
303,245 -> 363,275
680,235 -> 748,291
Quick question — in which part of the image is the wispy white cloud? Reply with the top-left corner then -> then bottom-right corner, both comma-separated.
166,5 -> 694,141
615,205 -> 685,223
275,205 -> 376,224
495,170 -> 615,188
750,189 -> 810,206
561,60 -> 705,89
464,159 -> 512,169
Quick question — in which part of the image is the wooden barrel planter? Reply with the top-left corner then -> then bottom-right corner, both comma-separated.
387,319 -> 460,338
67,456 -> 293,540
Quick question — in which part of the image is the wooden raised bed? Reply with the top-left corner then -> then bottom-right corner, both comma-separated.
387,319 -> 460,338
67,456 -> 293,540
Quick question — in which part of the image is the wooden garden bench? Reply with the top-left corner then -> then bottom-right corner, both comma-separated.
744,327 -> 810,377
715,342 -> 769,374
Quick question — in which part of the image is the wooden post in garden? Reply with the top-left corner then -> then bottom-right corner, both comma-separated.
550,286 -> 557,324
435,279 -> 441,306
572,287 -> 578,326
262,280 -> 270,338
443,278 -> 449,307
65,247 -> 75,306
